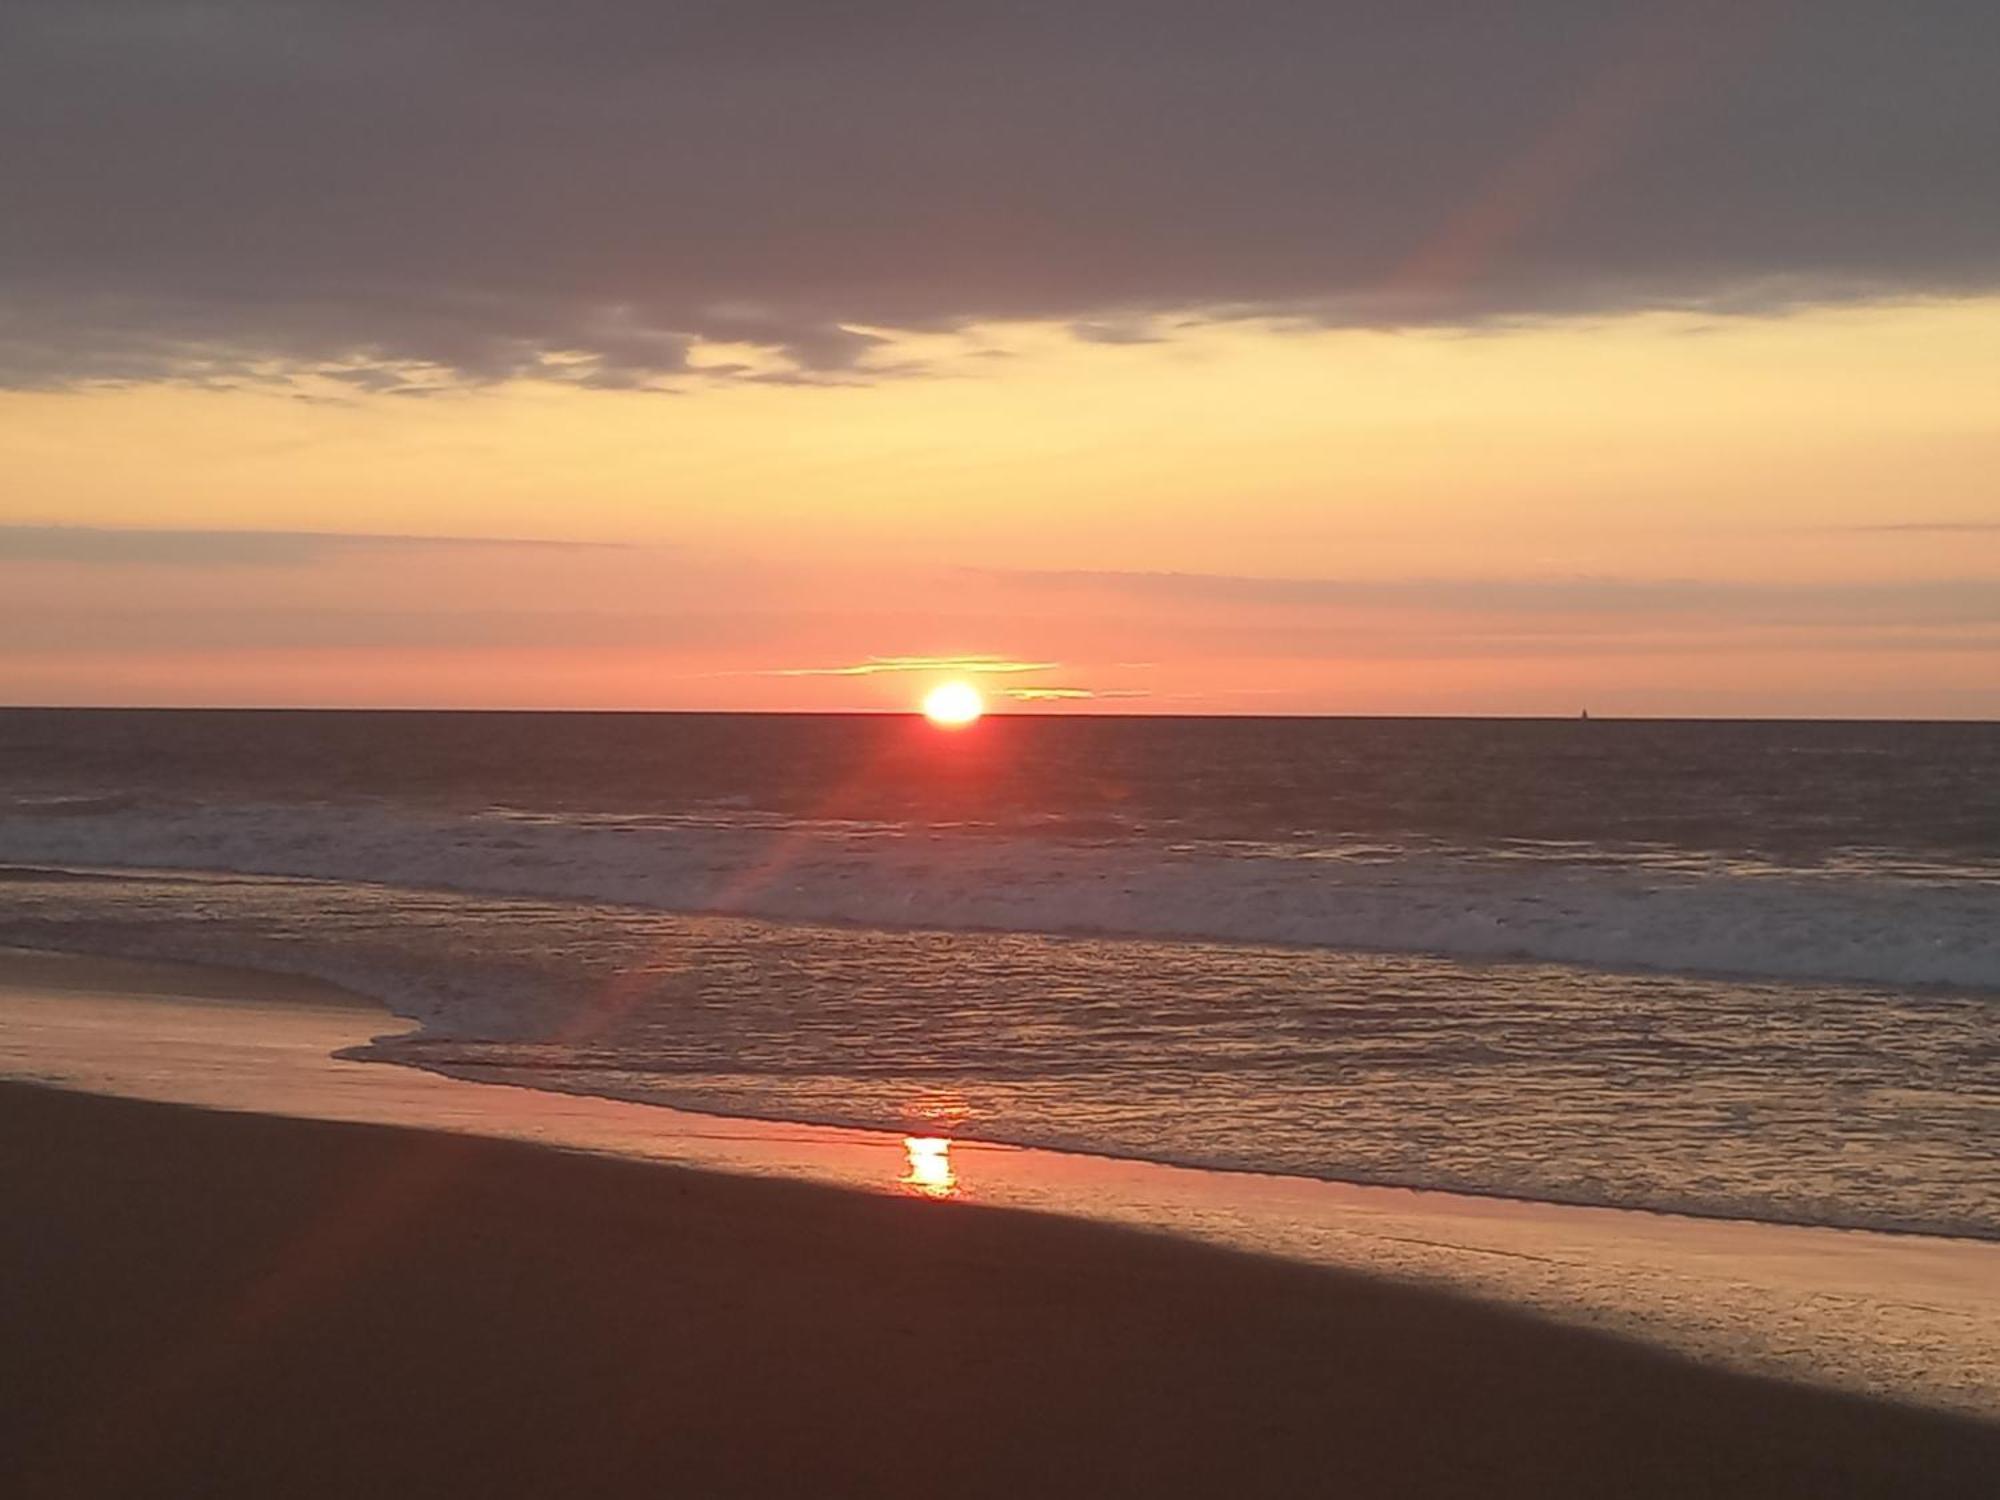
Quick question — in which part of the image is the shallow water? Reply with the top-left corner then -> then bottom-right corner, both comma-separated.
1,868 -> 1993,1238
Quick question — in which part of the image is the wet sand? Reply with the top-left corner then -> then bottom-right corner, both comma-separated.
6,1080 -> 1998,1499
6,945 -> 2000,1420
4,946 -> 1998,1494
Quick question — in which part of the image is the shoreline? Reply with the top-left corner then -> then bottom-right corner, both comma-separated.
4,944 -> 1999,1420
402,1063 -> 2000,1247
3,919 -> 1994,1250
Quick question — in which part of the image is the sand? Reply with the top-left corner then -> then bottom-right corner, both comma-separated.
6,945 -> 2000,1419
4,946 -> 1998,1494
5,1081 -> 1998,1499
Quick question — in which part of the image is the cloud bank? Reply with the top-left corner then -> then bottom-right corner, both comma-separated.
4,1 -> 1997,390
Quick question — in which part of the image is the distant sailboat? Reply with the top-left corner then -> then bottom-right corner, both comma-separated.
1579,708 -> 1591,720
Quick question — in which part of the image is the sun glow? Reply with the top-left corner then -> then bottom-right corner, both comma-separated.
921,681 -> 984,727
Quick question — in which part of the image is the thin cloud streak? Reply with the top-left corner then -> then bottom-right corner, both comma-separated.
0,524 -> 623,568
1835,522 -> 2000,535
762,656 -> 1060,678
1003,687 -> 1152,702
986,569 -> 2000,627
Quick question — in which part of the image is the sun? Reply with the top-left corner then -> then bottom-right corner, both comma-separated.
921,681 -> 985,727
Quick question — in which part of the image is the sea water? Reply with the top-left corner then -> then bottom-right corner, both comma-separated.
1,708 -> 1994,1237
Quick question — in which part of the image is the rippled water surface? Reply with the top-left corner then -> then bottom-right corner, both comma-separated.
3,709 -> 1996,1237
5,708 -> 2000,859
3,869 -> 1994,1239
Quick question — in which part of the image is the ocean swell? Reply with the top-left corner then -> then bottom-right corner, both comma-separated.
2,799 -> 1996,989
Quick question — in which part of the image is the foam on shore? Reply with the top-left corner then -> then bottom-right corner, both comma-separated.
5,795 -> 1997,988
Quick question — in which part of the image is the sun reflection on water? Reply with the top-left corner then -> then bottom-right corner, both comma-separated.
900,1136 -> 959,1199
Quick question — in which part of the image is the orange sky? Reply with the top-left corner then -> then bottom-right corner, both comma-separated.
4,301 -> 1998,717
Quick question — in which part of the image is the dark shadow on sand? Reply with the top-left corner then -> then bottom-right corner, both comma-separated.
3,1084 -> 1994,1499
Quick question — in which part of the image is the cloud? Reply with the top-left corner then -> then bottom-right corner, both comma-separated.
763,655 -> 1060,678
987,568 -> 2000,628
11,602 -> 1994,663
1001,687 -> 1151,702
3,1 -> 1996,390
0,524 -> 619,567
1835,521 -> 2000,535
0,607 -> 841,655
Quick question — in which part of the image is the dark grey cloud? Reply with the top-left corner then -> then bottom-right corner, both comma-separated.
4,1 -> 1997,389
0,524 -> 618,566
989,569 -> 2000,628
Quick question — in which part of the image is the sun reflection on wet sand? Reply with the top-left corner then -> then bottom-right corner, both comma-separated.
900,1136 -> 959,1199
9,952 -> 2000,1414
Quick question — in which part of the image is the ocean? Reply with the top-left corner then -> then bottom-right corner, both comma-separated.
2,708 -> 1995,1238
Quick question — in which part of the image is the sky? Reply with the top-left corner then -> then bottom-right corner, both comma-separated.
3,1 -> 1996,715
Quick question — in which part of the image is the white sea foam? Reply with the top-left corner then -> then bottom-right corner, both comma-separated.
3,800 -> 1996,989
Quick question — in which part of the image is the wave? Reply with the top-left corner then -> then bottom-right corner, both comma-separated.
2,799 -> 1997,989
2,865 -> 1994,1241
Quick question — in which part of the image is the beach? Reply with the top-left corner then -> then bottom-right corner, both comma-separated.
4,947 -> 1999,1497
11,1082 -> 2000,1499
15,0 -> 2000,1488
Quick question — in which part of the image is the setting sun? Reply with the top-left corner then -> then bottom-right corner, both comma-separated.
921,681 -> 985,727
